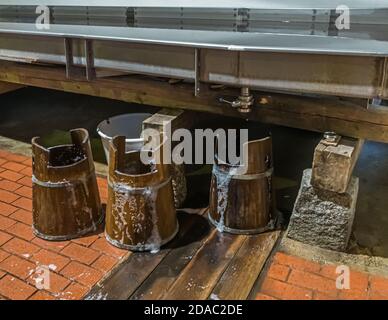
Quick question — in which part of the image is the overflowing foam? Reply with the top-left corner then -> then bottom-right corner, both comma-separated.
212,165 -> 239,232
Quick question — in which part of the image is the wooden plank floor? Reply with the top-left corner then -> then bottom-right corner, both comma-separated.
86,208 -> 280,300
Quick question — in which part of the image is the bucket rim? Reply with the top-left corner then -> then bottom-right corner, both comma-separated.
44,143 -> 88,169
97,126 -> 145,143
96,113 -> 152,143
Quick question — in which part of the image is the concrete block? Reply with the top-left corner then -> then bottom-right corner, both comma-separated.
287,169 -> 359,252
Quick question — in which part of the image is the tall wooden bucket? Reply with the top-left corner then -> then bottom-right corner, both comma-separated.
105,136 -> 178,252
32,128 -> 103,240
209,137 -> 276,234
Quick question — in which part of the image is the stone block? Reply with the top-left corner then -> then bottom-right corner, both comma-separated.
287,169 -> 359,251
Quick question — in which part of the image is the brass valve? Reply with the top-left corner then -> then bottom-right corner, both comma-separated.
219,87 -> 254,113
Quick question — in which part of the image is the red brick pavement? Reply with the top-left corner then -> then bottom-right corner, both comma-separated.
1,149 -> 387,301
0,150 -> 129,300
256,252 -> 388,300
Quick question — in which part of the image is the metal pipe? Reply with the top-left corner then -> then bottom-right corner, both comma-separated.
194,47 -> 200,97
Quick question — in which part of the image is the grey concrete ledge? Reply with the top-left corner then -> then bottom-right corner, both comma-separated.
280,233 -> 388,278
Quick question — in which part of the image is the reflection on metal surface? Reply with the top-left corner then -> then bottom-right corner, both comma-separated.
0,2 -> 387,100
0,23 -> 388,56
0,3 -> 388,40
1,1 -> 388,9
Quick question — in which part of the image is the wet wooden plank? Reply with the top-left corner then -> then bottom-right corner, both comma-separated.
86,210 -> 207,300
162,229 -> 246,300
210,231 -> 280,300
85,207 -> 279,300
86,250 -> 162,300
131,213 -> 212,300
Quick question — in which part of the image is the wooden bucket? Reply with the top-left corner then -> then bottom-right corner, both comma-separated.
32,128 -> 103,240
105,136 -> 178,251
209,136 -> 276,234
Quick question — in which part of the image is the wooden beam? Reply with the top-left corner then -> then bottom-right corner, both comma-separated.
0,81 -> 24,94
1,61 -> 388,143
142,108 -> 195,133
311,137 -> 364,193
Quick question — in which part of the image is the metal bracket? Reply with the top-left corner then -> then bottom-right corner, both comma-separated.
85,39 -> 96,81
194,48 -> 201,97
380,57 -> 388,98
322,131 -> 341,146
64,38 -> 96,81
368,97 -> 382,109
64,38 -> 81,79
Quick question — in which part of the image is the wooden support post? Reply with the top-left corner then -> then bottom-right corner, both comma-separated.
142,109 -> 198,208
0,82 -> 25,95
311,136 -> 364,193
142,108 -> 194,133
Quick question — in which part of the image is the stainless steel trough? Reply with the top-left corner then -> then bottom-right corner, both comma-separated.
0,1 -> 387,99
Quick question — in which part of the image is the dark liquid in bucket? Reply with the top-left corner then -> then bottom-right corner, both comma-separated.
48,145 -> 86,167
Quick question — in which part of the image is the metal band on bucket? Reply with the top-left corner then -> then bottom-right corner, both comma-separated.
32,171 -> 95,188
104,222 -> 179,252
108,176 -> 172,194
32,212 -> 105,241
212,165 -> 273,181
208,211 -> 277,235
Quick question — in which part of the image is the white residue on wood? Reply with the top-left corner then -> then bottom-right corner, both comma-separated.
212,166 -> 238,232
112,182 -> 162,252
